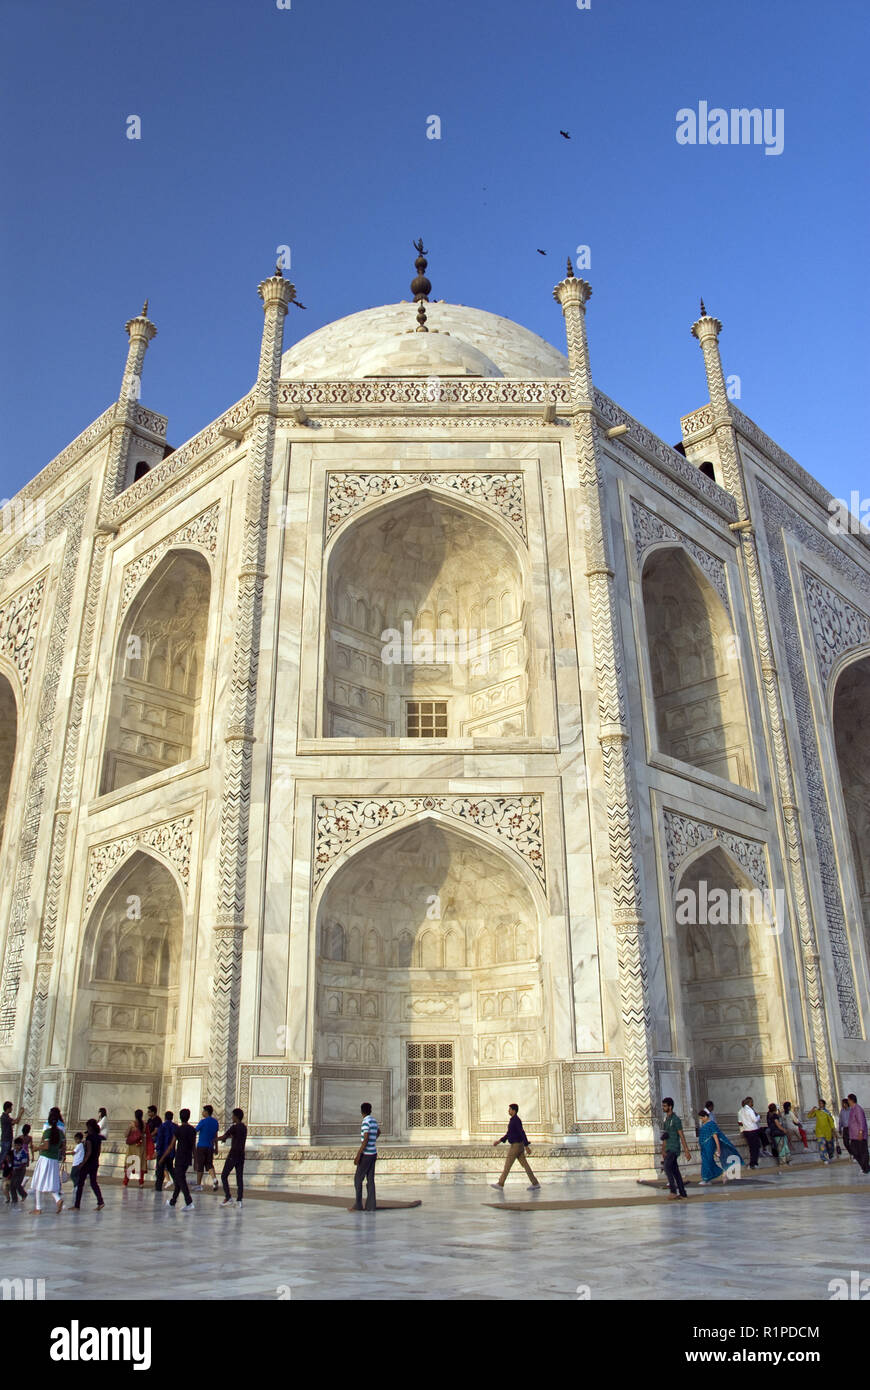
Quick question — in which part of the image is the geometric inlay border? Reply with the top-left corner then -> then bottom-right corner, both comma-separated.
85,814 -> 195,914
630,498 -> 730,611
312,794 -> 545,891
663,809 -> 770,893
325,472 -> 527,543
559,1060 -> 627,1134
119,502 -> 220,618
801,565 -> 870,688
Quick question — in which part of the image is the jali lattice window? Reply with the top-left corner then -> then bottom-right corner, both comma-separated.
407,700 -> 448,738
407,1042 -> 454,1128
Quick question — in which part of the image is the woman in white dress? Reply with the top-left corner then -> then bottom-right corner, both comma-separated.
28,1107 -> 66,1215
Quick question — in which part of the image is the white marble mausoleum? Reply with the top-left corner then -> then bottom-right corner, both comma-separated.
1,249 -> 868,1175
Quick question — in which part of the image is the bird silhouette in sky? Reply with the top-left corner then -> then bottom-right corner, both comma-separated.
536,249 -> 547,256
560,130 -> 571,139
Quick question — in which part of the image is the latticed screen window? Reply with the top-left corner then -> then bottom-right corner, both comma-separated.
407,1042 -> 454,1128
406,700 -> 448,738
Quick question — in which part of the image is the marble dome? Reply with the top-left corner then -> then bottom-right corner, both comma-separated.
280,301 -> 569,379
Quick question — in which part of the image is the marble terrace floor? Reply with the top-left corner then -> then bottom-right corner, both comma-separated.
2,1160 -> 867,1301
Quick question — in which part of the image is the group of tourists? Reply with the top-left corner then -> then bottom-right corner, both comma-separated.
0,1098 -> 248,1214
659,1092 -> 869,1198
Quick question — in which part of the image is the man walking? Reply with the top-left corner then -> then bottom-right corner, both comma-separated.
491,1104 -> 540,1191
194,1105 -> 220,1192
219,1108 -> 247,1208
154,1111 -> 177,1192
165,1108 -> 196,1211
661,1097 -> 691,1199
839,1099 -> 853,1159
846,1094 -> 870,1174
353,1102 -> 379,1211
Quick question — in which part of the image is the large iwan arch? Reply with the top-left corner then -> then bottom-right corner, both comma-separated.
71,851 -> 184,1127
642,546 -> 753,788
832,652 -> 870,962
100,549 -> 211,794
322,490 -> 531,739
313,817 -> 547,1141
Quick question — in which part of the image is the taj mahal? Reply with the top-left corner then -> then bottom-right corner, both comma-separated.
1,244 -> 868,1180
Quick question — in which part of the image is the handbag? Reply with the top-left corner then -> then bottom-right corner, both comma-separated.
60,1167 -> 72,1184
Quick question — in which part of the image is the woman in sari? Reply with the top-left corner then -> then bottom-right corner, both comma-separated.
698,1110 -> 744,1184
123,1109 -> 146,1187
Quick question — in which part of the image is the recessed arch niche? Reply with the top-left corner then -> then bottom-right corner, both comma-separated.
642,546 -> 753,788
72,851 -> 183,1121
314,818 -> 546,1139
322,491 -> 531,739
832,653 -> 870,961
0,671 -> 18,848
100,549 -> 211,794
674,844 -> 786,1111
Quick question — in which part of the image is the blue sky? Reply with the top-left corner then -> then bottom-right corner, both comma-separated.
1,0 -> 867,502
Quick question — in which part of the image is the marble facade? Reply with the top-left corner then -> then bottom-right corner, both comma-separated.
0,268 -> 868,1173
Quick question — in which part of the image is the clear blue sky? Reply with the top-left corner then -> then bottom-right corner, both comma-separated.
1,0 -> 867,502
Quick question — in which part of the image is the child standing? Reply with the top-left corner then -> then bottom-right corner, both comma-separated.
9,1139 -> 28,1204
69,1132 -> 85,1189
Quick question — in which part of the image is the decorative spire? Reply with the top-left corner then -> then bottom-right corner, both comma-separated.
699,297 -> 707,317
142,299 -> 149,317
410,238 -> 431,332
274,261 -> 284,278
566,257 -> 575,279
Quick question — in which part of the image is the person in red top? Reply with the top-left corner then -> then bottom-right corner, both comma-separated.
490,1104 -> 540,1191
846,1094 -> 869,1173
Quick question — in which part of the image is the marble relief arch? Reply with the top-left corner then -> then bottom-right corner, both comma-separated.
322,488 -> 531,741
830,650 -> 870,964
100,547 -> 212,795
311,808 -> 549,1141
71,850 -> 185,1125
640,542 -> 753,789
667,829 -> 789,1111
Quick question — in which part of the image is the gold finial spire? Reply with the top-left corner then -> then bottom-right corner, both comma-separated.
411,238 -> 431,333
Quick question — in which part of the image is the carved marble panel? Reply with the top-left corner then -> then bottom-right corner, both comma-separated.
85,814 -> 194,913
326,472 -> 527,543
801,566 -> 870,687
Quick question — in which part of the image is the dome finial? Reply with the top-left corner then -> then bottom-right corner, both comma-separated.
411,237 -> 432,333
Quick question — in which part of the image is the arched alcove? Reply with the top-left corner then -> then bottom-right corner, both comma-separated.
314,819 -> 546,1138
100,549 -> 211,794
0,672 -> 17,847
323,492 -> 530,739
642,547 -> 753,787
72,851 -> 183,1124
832,654 -> 870,960
674,844 -> 786,1112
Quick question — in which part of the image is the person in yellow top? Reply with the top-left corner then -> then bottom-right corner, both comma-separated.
806,1099 -> 837,1165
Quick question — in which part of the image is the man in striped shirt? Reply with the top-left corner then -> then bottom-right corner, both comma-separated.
353,1102 -> 380,1211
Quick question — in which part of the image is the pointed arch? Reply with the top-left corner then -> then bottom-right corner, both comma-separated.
322,489 -> 531,740
831,652 -> 870,961
100,548 -> 211,794
672,842 -> 786,1116
642,544 -> 753,788
71,850 -> 185,1122
0,665 -> 20,851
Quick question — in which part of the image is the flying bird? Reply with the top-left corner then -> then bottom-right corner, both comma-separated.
536,249 -> 547,256
560,130 -> 571,139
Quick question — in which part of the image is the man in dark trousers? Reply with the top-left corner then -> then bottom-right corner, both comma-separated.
1,1101 -> 23,1166
154,1110 -> 177,1192
353,1102 -> 379,1211
661,1097 -> 692,1199
165,1108 -> 196,1210
491,1103 -> 540,1190
219,1108 -> 247,1208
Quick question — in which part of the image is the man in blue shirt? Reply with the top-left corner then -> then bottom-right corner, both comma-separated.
154,1110 -> 177,1192
353,1102 -> 379,1211
491,1104 -> 540,1191
193,1105 -> 220,1192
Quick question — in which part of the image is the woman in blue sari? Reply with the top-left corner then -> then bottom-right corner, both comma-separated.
697,1110 -> 744,1184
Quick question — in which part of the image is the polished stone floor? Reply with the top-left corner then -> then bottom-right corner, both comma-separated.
1,1160 -> 866,1301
